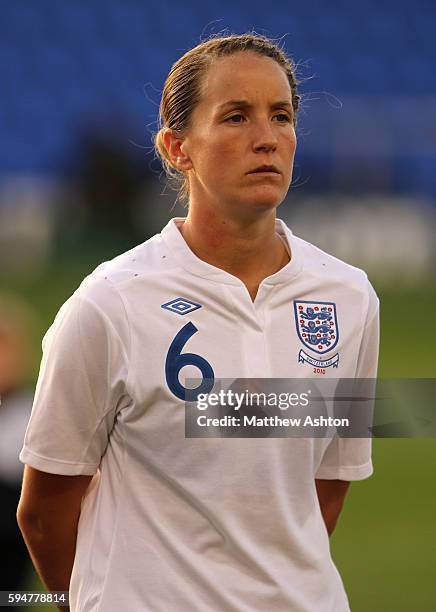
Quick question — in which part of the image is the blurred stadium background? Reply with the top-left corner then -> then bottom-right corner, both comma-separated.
0,1 -> 435,610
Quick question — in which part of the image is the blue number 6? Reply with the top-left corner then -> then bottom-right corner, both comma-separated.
165,322 -> 215,401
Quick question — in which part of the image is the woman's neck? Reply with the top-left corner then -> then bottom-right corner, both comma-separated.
179,206 -> 290,300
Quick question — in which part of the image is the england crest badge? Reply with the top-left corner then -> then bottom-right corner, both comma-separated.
293,300 -> 339,368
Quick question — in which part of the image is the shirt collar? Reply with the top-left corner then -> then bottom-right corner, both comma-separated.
161,217 -> 303,285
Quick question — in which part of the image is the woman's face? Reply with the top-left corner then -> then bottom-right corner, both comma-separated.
180,51 -> 297,217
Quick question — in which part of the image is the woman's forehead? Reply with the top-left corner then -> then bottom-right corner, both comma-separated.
200,52 -> 291,104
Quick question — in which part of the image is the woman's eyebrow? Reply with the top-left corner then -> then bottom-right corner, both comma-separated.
217,99 -> 251,110
217,99 -> 293,111
271,101 -> 293,111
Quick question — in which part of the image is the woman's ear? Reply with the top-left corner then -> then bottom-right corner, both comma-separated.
162,129 -> 193,171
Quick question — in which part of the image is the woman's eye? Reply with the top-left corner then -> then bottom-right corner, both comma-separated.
227,114 -> 245,123
274,113 -> 291,122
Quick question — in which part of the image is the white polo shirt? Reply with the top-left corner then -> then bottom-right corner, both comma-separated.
20,217 -> 379,612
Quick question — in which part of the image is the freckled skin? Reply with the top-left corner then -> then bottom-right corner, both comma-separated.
164,51 -> 296,297
182,52 -> 296,219
199,209 -> 226,249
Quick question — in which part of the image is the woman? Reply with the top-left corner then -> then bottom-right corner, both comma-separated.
18,34 -> 379,611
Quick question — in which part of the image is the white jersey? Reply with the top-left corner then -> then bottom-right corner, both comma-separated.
20,218 -> 379,612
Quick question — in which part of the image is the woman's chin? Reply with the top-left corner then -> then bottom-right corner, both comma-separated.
245,185 -> 285,209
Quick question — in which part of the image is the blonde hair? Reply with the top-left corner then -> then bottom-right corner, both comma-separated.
154,33 -> 300,205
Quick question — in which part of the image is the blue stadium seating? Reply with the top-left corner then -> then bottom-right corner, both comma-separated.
1,0 -> 435,197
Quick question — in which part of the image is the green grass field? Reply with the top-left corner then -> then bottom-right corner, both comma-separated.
334,286 -> 436,611
5,253 -> 436,611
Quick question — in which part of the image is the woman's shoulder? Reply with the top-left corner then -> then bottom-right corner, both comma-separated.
59,231 -> 169,324
291,232 -> 375,296
88,232 -> 168,285
79,229 -> 172,291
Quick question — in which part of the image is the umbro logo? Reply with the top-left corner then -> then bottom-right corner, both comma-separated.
161,297 -> 202,315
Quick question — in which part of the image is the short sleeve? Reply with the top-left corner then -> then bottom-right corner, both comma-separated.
19,277 -> 131,475
315,279 -> 380,481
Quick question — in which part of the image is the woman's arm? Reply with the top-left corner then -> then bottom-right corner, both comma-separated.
17,466 -> 93,610
315,479 -> 350,536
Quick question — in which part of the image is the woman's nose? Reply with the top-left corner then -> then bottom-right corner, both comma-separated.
252,120 -> 278,152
